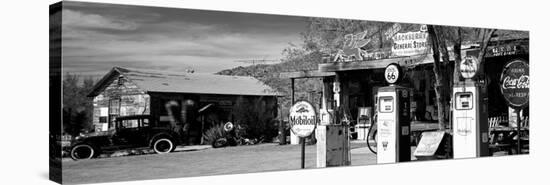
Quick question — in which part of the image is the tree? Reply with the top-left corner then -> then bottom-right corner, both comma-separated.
230,96 -> 278,140
426,25 -> 452,129
62,73 -> 95,136
426,25 -> 497,129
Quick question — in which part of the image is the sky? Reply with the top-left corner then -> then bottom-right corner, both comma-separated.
61,1 -> 308,78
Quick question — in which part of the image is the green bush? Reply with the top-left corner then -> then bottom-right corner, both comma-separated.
231,96 -> 278,141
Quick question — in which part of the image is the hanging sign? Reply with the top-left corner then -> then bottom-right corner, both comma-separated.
384,23 -> 402,40
391,31 -> 429,56
334,30 -> 371,62
385,63 -> 402,84
459,56 -> 479,79
289,101 -> 317,137
500,59 -> 529,108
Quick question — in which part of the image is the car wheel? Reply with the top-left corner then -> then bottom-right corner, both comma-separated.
153,138 -> 174,154
70,144 -> 97,160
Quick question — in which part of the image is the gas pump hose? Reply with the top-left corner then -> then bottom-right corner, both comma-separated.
366,120 -> 377,154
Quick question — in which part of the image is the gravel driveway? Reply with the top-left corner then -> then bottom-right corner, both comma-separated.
62,142 -> 376,184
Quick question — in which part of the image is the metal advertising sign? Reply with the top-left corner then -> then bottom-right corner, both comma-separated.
391,31 -> 429,56
459,56 -> 479,79
500,59 -> 529,108
289,101 -> 317,137
385,63 -> 402,84
384,23 -> 402,40
334,30 -> 371,62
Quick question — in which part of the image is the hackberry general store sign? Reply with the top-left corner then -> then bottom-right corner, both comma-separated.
289,101 -> 317,137
500,59 -> 529,108
391,31 -> 429,56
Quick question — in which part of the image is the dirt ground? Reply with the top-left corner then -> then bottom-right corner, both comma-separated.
62,142 -> 377,184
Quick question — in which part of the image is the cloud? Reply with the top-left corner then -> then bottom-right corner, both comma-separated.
62,9 -> 138,31
60,3 -> 305,74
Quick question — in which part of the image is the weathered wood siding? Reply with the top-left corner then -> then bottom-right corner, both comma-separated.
90,74 -> 279,144
92,76 -> 150,131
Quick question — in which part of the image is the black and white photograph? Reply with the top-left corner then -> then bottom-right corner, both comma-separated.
3,0 -> 549,185
46,0 -> 535,184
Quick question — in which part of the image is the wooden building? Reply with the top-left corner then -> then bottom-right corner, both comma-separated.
88,67 -> 280,145
316,37 -> 529,128
281,37 -> 529,147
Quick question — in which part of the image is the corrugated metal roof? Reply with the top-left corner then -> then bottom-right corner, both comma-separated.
91,67 -> 281,97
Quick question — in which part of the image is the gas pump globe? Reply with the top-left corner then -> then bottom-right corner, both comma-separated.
452,56 -> 490,158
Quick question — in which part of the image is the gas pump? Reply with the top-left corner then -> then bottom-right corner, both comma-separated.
452,56 -> 489,158
316,76 -> 351,167
377,64 -> 411,163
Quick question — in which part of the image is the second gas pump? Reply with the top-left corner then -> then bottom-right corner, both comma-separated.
452,56 -> 490,158
376,63 -> 411,163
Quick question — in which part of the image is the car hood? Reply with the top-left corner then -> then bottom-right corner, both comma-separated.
76,130 -> 114,139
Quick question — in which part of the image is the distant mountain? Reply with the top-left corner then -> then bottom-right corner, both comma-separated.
217,51 -> 325,116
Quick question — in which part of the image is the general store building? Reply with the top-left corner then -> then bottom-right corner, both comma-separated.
88,67 -> 280,145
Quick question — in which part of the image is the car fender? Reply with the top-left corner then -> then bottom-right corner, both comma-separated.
148,132 -> 177,148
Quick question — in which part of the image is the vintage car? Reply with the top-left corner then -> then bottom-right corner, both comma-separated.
69,115 -> 181,160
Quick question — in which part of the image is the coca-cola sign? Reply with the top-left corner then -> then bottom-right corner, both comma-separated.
500,59 -> 529,108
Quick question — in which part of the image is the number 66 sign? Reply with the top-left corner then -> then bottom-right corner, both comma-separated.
385,63 -> 402,84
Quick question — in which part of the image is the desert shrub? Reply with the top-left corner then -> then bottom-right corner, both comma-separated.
202,123 -> 227,145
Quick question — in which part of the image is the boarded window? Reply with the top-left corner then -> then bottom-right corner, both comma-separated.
99,116 -> 108,123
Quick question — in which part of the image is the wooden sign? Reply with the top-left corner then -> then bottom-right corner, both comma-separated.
391,31 -> 429,56
500,59 -> 529,108
289,101 -> 317,137
413,131 -> 445,157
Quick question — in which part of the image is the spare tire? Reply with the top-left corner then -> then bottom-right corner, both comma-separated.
212,138 -> 228,148
70,144 -> 97,160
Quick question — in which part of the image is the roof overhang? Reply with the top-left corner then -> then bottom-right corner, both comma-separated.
319,55 -> 434,72
279,70 -> 335,79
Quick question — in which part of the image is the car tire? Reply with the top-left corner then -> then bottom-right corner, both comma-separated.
152,138 -> 175,154
70,144 -> 97,160
212,138 -> 228,148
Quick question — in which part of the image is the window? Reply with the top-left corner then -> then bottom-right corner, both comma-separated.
119,119 -> 139,129
117,75 -> 124,86
109,99 -> 120,115
142,119 -> 150,127
99,116 -> 108,123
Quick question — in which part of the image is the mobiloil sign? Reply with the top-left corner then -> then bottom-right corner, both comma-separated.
289,101 -> 317,137
289,101 -> 317,169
